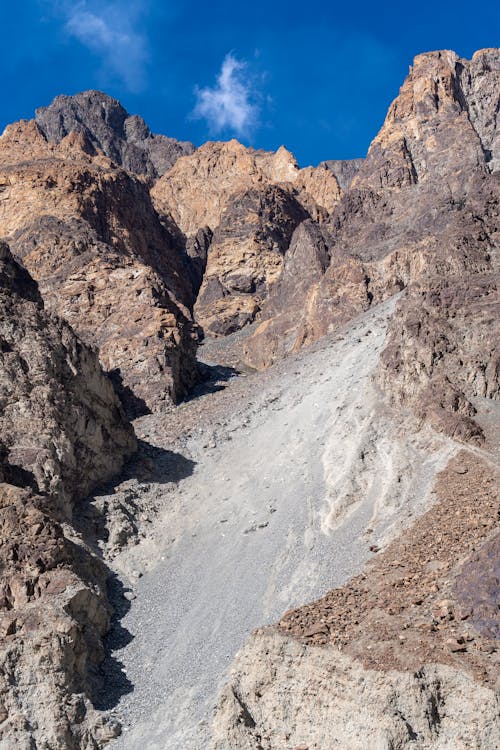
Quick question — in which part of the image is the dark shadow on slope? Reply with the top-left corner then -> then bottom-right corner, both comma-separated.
78,444 -> 196,711
184,361 -> 239,401
94,572 -> 134,710
108,368 -> 152,419
74,441 -> 196,713
123,439 -> 197,485
76,441 -> 196,549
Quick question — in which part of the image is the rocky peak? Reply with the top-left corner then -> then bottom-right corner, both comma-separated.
35,90 -> 195,179
0,119 -> 199,415
359,48 -> 500,192
151,138 -> 341,237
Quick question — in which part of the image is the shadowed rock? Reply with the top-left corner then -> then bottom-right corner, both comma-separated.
35,90 -> 194,180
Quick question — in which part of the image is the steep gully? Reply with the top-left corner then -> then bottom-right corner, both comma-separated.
91,297 -> 457,749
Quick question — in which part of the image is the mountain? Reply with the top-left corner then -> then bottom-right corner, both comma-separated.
35,90 -> 194,180
0,48 -> 497,750
0,117 -> 199,415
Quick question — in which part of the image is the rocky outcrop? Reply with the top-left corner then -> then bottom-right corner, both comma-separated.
35,90 -> 194,180
195,185 -> 309,335
0,242 -> 135,517
319,157 -> 364,189
211,452 -> 499,749
152,139 -> 341,337
244,49 -> 499,441
0,482 -> 119,750
151,140 -> 341,238
0,243 -> 135,748
211,632 -> 498,750
0,119 -> 199,414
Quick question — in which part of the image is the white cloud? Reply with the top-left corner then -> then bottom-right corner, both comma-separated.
52,1 -> 148,91
192,54 -> 260,138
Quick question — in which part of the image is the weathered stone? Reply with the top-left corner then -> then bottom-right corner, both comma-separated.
0,242 -> 136,516
35,90 -> 194,180
0,119 -> 199,414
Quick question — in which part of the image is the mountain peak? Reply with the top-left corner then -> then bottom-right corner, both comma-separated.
35,90 -> 194,180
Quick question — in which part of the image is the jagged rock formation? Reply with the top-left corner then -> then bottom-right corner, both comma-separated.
151,139 -> 341,236
151,140 -> 341,335
0,482 -> 119,750
0,46 -> 497,750
211,453 -> 500,750
319,157 -> 364,189
35,90 -> 194,180
210,48 -> 500,750
0,243 -> 135,748
243,49 -> 499,442
0,242 -> 136,516
0,119 -> 199,414
195,185 -> 309,335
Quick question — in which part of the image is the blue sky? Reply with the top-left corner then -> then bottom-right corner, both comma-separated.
1,1 -> 499,165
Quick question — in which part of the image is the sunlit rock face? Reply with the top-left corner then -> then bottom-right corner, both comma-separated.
0,118 -> 199,414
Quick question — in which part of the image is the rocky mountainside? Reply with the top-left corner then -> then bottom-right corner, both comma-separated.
243,49 -> 499,443
210,48 -> 500,749
0,243 -> 135,748
0,47 -> 498,750
0,119 -> 199,414
35,90 -> 194,180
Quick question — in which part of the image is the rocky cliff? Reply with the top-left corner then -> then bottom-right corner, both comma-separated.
0,243 -> 135,748
0,118 -> 199,414
243,49 -> 499,442
210,48 -> 500,750
151,139 -> 341,335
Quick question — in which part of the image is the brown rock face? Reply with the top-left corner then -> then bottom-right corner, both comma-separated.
0,241 -> 136,517
195,185 -> 309,335
0,243 -> 135,748
244,49 -> 499,441
151,140 -> 341,237
152,139 -> 340,338
0,482 -> 118,750
0,120 -> 199,414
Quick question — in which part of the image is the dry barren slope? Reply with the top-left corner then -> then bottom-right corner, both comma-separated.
101,297 -> 460,750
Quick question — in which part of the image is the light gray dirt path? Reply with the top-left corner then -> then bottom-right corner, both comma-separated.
107,297 -> 455,749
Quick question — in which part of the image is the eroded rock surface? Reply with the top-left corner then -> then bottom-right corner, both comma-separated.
211,453 -> 499,750
151,140 -> 341,237
0,120 -> 199,413
195,185 -> 309,335
244,49 -> 499,442
151,139 -> 341,337
0,243 -> 135,748
0,242 -> 135,516
35,90 -> 194,180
